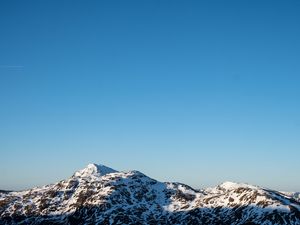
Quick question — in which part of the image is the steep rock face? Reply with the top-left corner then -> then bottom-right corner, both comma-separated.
0,164 -> 299,225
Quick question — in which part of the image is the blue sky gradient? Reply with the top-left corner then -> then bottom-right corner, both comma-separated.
0,1 -> 300,191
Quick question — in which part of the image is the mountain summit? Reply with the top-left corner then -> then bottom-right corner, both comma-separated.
0,164 -> 299,225
74,163 -> 117,178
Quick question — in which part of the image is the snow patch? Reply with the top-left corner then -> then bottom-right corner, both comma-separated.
74,163 -> 118,177
218,181 -> 258,190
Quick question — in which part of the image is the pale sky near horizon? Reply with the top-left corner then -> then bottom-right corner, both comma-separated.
0,0 -> 300,191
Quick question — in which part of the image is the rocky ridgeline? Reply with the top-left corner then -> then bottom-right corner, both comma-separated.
0,164 -> 299,225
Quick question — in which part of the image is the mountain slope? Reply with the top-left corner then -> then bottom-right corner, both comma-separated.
0,164 -> 299,225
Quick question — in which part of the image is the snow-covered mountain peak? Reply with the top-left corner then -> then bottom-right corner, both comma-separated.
74,163 -> 118,178
1,165 -> 299,225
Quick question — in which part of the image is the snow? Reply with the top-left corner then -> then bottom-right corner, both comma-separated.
218,181 -> 259,190
74,163 -> 118,178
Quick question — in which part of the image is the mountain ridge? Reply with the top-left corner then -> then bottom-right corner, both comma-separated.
0,163 -> 299,225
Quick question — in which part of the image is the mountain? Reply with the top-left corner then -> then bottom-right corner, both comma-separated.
0,163 -> 299,225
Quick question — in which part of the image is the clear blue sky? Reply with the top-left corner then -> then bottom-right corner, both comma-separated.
0,1 -> 299,191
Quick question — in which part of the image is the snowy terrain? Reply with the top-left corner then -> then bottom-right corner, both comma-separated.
0,163 -> 299,225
